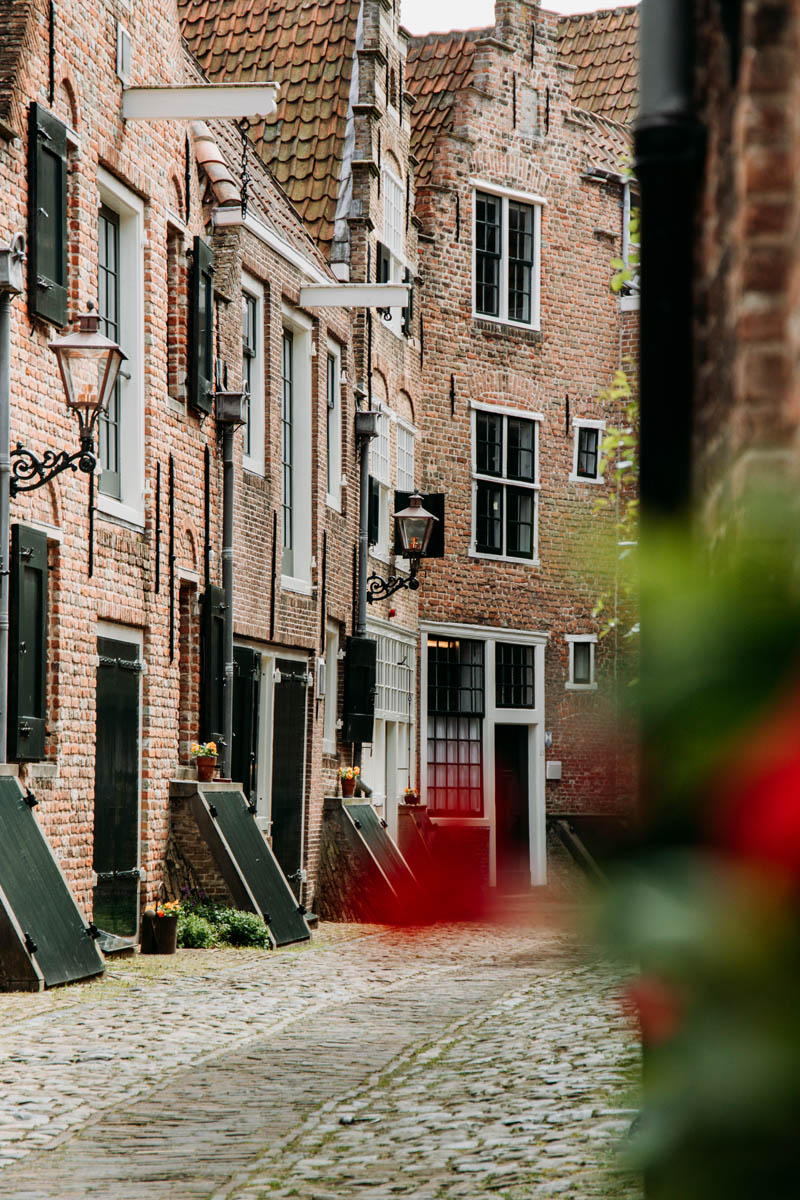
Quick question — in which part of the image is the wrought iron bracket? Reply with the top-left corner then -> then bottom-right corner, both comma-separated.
10,438 -> 96,496
366,559 -> 420,603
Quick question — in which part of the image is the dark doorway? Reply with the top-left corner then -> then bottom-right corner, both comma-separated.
232,646 -> 260,800
94,637 -> 141,935
494,724 -> 530,892
270,658 -> 307,896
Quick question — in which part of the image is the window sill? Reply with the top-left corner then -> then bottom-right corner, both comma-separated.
568,473 -> 604,485
322,739 -> 337,756
428,815 -> 490,826
369,548 -> 391,566
281,575 -> 314,597
242,459 -> 265,478
565,682 -> 598,692
96,495 -> 145,531
326,494 -> 342,513
469,549 -> 539,567
473,315 -> 542,340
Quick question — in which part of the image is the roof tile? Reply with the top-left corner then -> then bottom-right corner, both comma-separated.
557,5 -> 639,124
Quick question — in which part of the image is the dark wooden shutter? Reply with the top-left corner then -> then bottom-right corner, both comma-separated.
28,103 -> 68,326
232,646 -> 260,800
8,525 -> 48,761
200,585 -> 225,743
376,242 -> 390,283
394,492 -> 445,558
401,267 -> 413,337
368,477 -> 380,545
189,236 -> 214,414
343,636 -> 377,744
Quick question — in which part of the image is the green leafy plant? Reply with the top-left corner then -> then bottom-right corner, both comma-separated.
177,909 -> 216,949
214,907 -> 269,948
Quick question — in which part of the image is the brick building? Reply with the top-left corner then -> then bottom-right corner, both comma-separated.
0,0 -> 362,945
406,0 -> 639,888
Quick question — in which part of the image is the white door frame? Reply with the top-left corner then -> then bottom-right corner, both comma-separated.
420,621 -> 548,887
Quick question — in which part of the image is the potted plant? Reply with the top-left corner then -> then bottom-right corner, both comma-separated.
403,786 -> 420,805
339,765 -> 360,798
140,898 -> 181,955
191,740 -> 218,782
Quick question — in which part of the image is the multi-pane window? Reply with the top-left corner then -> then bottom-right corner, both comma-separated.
397,422 -> 415,493
323,626 -> 339,753
475,190 -> 540,328
473,409 -> 538,560
98,205 -> 121,498
427,637 -> 484,816
571,421 -> 604,483
383,170 -> 404,258
281,329 -> 294,576
326,347 -> 342,507
375,634 -> 414,721
241,293 -> 257,459
496,643 -> 535,708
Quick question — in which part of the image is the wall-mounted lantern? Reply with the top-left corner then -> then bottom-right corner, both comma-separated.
367,493 -> 438,603
10,305 -> 125,496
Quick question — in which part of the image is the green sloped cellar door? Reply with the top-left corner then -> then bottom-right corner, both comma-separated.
270,659 -> 307,897
232,646 -> 260,800
94,638 -> 141,936
345,803 -> 417,896
0,778 -> 104,987
200,789 -> 310,946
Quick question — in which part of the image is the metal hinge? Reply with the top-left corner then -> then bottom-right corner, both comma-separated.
95,867 -> 141,882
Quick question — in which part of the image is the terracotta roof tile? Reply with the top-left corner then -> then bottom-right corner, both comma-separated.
557,5 -> 639,125
406,27 -> 489,186
179,0 -> 359,250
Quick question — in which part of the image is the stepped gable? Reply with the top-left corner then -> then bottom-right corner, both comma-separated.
180,0 -> 359,250
570,106 -> 631,178
406,28 -> 488,188
557,4 -> 639,125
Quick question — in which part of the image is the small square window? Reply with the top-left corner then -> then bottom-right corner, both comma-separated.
570,421 -> 605,484
566,636 -> 597,690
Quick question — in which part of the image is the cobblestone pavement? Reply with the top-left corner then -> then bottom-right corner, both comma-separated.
0,918 -> 640,1199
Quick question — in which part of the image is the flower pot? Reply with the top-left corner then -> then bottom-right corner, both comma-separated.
140,911 -> 179,955
196,755 -> 217,782
341,776 -> 356,798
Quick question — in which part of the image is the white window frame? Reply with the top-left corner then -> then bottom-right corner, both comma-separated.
280,306 -> 313,593
471,179 -> 544,332
322,624 -> 339,755
370,409 -> 392,561
565,633 -> 598,691
96,168 -> 145,528
380,167 -> 407,339
570,418 -> 605,484
469,400 -> 542,565
241,273 -> 265,475
396,418 -> 416,493
326,340 -> 342,511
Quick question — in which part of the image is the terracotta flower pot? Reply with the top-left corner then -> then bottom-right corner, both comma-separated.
140,911 -> 179,955
196,755 -> 217,782
341,776 -> 356,797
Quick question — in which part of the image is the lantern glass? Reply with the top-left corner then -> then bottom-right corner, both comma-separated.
395,494 -> 437,558
49,310 -> 126,438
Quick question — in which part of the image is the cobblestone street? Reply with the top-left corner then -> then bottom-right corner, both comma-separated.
0,919 -> 640,1199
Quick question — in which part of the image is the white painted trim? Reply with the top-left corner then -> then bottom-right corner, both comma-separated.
470,405 -> 540,562
469,550 -> 540,566
421,620 -> 549,645
470,399 -> 544,422
570,418 -> 606,485
322,624 -> 340,755
565,633 -> 598,643
566,635 -> 597,690
280,576 -> 314,597
620,293 -> 640,311
241,272 -> 265,477
469,177 -> 549,207
96,621 -> 143,645
299,283 -> 410,308
471,186 -> 543,331
18,519 -> 64,543
214,206 -> 330,286
96,168 -> 145,526
122,83 -> 279,122
280,311 -> 313,584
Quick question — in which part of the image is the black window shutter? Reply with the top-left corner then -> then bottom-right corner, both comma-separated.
394,492 -> 445,558
8,525 -> 48,761
28,103 -> 68,326
200,585 -> 225,744
189,236 -> 214,414
343,636 -> 377,744
401,268 -> 413,338
368,476 -> 380,545
376,242 -> 390,284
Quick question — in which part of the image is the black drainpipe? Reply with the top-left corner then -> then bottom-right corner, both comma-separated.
636,0 -> 704,519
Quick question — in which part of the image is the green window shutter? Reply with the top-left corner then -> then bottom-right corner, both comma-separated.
189,236 -> 214,414
28,103 -> 68,326
343,636 -> 377,744
200,585 -> 225,744
368,476 -> 380,545
8,525 -> 48,761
